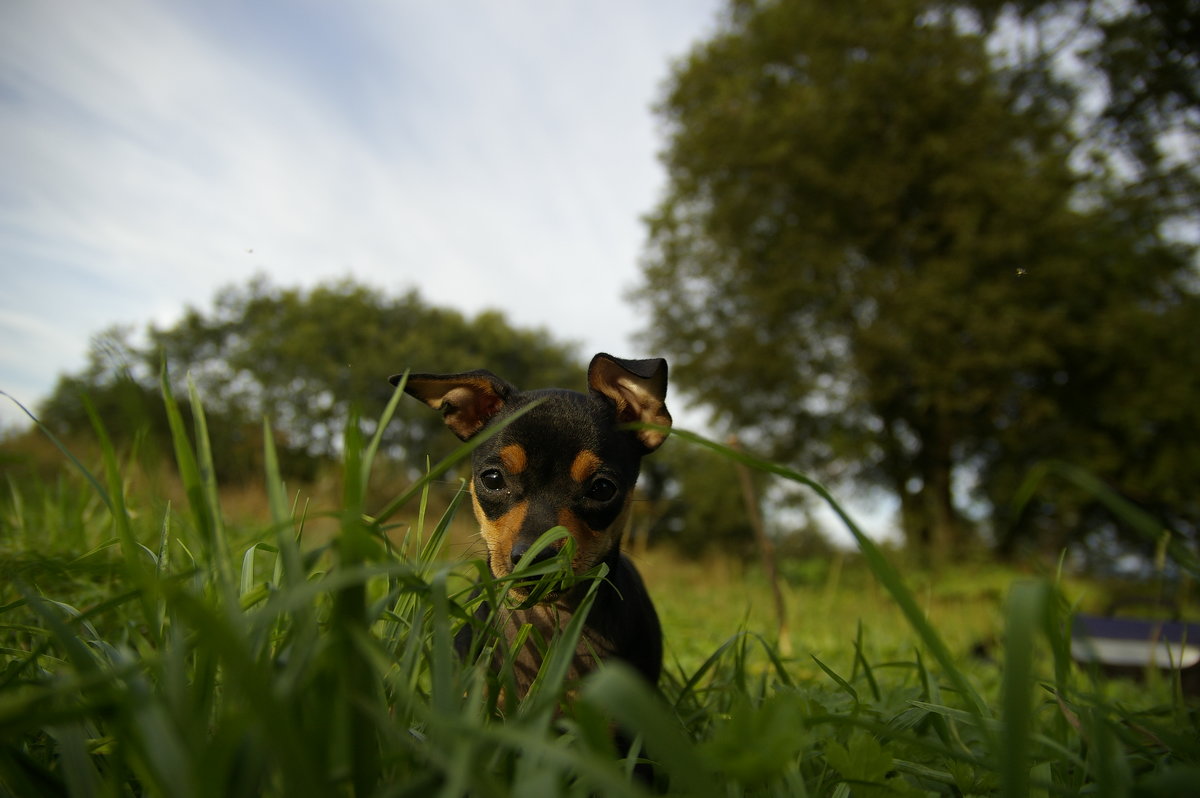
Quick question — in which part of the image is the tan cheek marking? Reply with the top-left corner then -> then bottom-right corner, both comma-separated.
558,497 -> 632,573
499,443 -> 527,474
569,450 -> 602,483
558,508 -> 600,574
476,494 -> 528,576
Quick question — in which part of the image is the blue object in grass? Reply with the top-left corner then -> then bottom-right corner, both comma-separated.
1072,615 -> 1200,669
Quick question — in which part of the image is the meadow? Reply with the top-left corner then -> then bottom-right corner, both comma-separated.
1,379 -> 1197,797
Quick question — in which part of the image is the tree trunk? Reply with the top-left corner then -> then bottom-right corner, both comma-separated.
898,479 -> 929,551
897,413 -> 966,564
922,418 -> 964,563
882,412 -> 967,561
924,458 -> 960,563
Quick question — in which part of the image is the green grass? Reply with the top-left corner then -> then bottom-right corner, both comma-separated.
1,381 -> 1198,796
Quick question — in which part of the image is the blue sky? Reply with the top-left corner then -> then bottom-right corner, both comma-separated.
0,0 -> 725,431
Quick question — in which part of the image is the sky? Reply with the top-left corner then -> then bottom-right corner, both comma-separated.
0,0 -> 727,432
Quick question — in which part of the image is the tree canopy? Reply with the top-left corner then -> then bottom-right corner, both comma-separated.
38,277 -> 582,481
974,0 -> 1198,220
635,0 -> 1199,560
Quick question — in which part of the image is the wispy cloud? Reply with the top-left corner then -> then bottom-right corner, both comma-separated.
0,0 -> 721,429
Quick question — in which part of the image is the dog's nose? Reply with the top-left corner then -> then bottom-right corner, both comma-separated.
510,541 -> 557,569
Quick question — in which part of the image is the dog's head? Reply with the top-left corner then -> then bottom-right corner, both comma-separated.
393,353 -> 670,585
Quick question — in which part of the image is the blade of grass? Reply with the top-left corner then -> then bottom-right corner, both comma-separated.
15,586 -> 102,678
581,663 -> 719,798
419,479 -> 469,566
240,543 -> 264,597
0,391 -> 112,509
159,364 -> 236,602
163,585 -> 324,797
853,621 -> 881,702
747,631 -> 795,689
520,561 -> 607,719
1014,461 -> 1200,577
336,408 -> 382,795
369,397 -> 545,525
913,648 -> 957,751
186,375 -> 232,570
811,654 -> 858,702
360,373 -> 408,493
262,417 -> 304,589
657,425 -> 991,722
79,397 -> 138,567
670,634 -> 747,712
999,580 -> 1048,798
49,723 -> 100,798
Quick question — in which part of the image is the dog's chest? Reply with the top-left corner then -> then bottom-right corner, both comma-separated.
493,599 -> 617,693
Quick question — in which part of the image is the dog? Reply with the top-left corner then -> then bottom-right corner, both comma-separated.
391,353 -> 670,696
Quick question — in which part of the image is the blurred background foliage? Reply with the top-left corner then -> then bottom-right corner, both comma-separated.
3,0 -> 1198,573
27,277 -> 581,480
634,0 -> 1199,567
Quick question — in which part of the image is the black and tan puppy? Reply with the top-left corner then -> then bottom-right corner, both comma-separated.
391,353 -> 670,694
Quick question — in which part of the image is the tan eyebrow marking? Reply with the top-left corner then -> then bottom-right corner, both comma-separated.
569,450 -> 602,483
499,443 -> 528,474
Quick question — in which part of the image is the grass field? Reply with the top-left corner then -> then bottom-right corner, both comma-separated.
1,381 -> 1197,796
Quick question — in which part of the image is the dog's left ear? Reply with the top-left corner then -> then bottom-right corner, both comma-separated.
588,353 -> 672,452
391,369 -> 515,441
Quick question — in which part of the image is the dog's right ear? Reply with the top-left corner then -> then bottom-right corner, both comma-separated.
587,353 -> 672,452
391,370 -> 515,441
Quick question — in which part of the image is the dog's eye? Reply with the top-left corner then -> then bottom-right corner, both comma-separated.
586,477 -> 618,502
479,469 -> 506,491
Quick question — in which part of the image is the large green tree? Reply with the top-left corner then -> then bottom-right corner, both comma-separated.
40,277 -> 582,480
636,0 -> 1198,558
966,0 -> 1200,559
973,0 -> 1198,220
151,277 -> 581,464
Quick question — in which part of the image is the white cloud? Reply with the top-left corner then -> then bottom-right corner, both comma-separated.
0,0 -> 723,429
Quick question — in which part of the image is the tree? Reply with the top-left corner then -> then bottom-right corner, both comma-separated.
966,0 -> 1200,558
635,0 -> 1199,559
638,443 -> 768,557
973,0 -> 1198,222
40,277 -> 582,480
152,277 -> 582,464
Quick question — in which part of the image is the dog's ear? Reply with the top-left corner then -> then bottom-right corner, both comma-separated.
391,370 -> 515,440
587,353 -> 672,452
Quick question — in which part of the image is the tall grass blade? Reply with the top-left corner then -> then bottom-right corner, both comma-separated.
1014,460 -> 1200,577
165,586 -> 323,796
811,654 -> 858,702
999,580 -> 1048,798
81,395 -> 158,630
419,479 -> 469,566
361,372 -> 407,491
16,587 -> 101,678
658,426 -> 991,721
581,664 -> 718,797
370,397 -> 545,525
429,568 -> 458,718
521,562 -> 606,719
159,364 -> 236,601
51,723 -> 100,798
670,634 -> 744,711
335,408 -> 382,795
1,390 -> 112,509
853,620 -> 881,701
261,417 -> 307,594
186,375 -> 232,569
